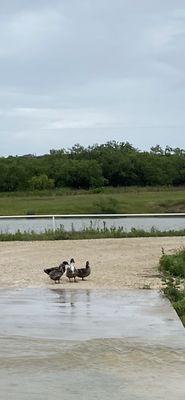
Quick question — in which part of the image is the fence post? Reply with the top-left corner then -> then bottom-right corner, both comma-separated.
52,216 -> 56,232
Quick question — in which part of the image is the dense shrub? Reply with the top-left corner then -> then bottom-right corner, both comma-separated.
159,248 -> 185,326
29,174 -> 55,190
159,250 -> 185,278
94,197 -> 120,213
1,141 -> 185,191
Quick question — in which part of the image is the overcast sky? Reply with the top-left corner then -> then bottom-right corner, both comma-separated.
0,0 -> 185,155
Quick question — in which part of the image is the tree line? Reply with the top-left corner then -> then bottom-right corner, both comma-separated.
0,141 -> 185,191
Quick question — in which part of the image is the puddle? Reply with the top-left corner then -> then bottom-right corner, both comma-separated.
0,289 -> 185,399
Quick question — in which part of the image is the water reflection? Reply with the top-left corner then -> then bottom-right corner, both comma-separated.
50,289 -> 91,311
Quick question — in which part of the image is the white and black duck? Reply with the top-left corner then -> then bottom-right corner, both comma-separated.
66,258 -> 77,282
76,261 -> 91,280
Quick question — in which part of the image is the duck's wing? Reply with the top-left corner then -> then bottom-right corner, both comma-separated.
44,267 -> 58,275
77,266 -> 91,277
77,268 -> 85,273
49,270 -> 62,279
76,268 -> 85,277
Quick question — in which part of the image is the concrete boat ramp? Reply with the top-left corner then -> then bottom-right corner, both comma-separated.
0,289 -> 185,399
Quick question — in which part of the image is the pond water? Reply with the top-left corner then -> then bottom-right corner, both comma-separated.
0,288 -> 185,400
0,215 -> 185,233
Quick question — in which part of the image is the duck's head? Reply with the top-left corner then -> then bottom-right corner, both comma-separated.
86,261 -> 90,268
70,258 -> 75,264
62,261 -> 69,266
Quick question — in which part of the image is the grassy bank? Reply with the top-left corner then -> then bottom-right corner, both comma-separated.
159,249 -> 185,326
1,227 -> 185,241
0,186 -> 185,215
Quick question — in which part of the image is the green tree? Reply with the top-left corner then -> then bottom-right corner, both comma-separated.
29,174 -> 55,190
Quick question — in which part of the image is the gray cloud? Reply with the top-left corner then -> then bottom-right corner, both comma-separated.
0,0 -> 185,155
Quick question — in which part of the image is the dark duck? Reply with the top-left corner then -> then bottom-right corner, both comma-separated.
44,261 -> 68,283
49,269 -> 64,284
66,258 -> 77,282
76,261 -> 91,280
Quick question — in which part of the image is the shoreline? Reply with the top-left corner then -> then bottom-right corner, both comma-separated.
1,237 -> 185,290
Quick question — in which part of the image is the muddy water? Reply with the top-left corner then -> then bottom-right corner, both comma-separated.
0,289 -> 185,399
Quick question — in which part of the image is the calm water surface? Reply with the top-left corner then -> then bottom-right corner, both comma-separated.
0,289 -> 185,399
0,216 -> 185,233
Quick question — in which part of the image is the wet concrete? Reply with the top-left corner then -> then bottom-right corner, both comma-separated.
0,289 -> 185,399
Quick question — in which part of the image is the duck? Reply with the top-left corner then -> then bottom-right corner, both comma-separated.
66,258 -> 77,282
49,261 -> 69,284
76,261 -> 91,280
44,261 -> 68,276
49,269 -> 64,284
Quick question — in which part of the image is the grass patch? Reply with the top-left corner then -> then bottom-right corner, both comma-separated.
158,200 -> 185,213
1,226 -> 185,242
159,248 -> 185,326
0,186 -> 185,215
94,197 -> 121,213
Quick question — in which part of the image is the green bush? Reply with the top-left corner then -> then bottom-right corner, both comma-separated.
159,248 -> 185,326
94,197 -> 120,213
29,174 -> 55,190
159,250 -> 185,278
163,284 -> 183,303
174,297 -> 185,318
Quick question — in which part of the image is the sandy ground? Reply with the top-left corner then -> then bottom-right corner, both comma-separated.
0,237 -> 185,290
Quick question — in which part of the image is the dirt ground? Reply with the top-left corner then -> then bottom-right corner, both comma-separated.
0,237 -> 185,289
